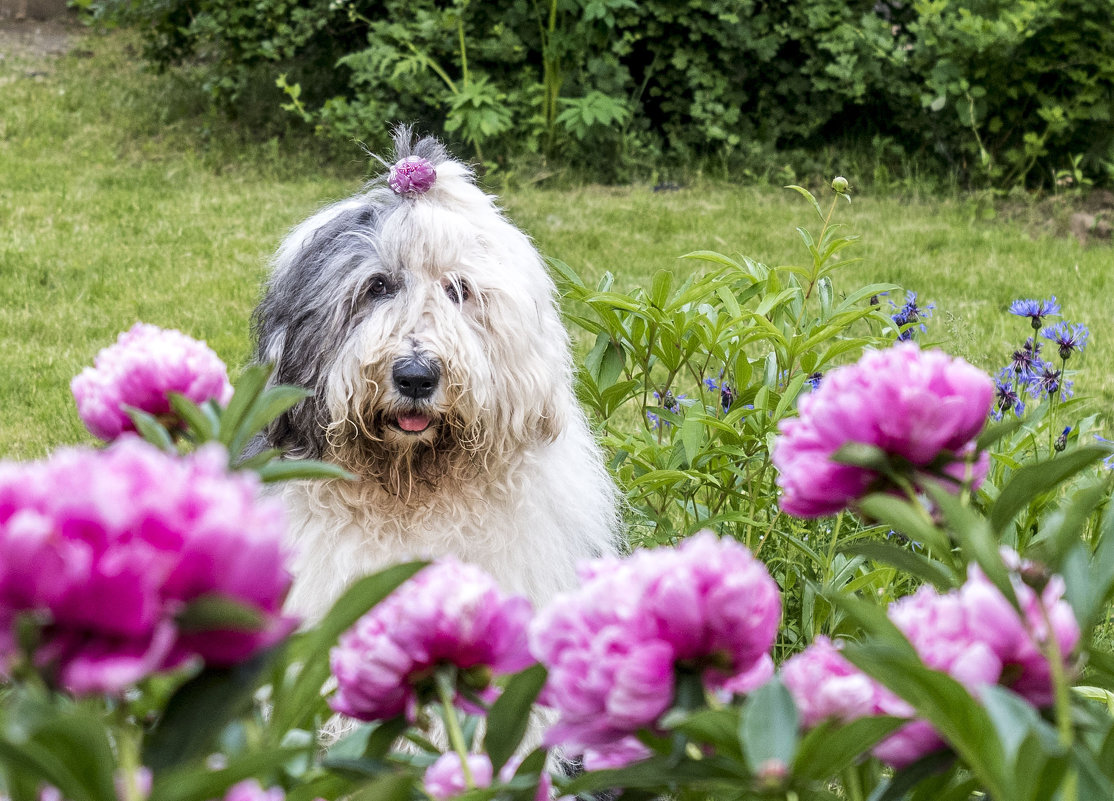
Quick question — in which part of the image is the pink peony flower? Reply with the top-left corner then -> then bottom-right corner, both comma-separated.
423,753 -> 494,800
71,323 -> 233,442
219,780 -> 285,801
530,532 -> 780,756
388,156 -> 437,195
781,637 -> 897,728
0,439 -> 295,695
329,560 -> 534,722
782,555 -> 1080,769
957,561 -> 1080,708
772,342 -> 994,517
582,737 -> 652,770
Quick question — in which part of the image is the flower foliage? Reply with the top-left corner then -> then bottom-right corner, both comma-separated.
772,342 -> 994,517
0,439 -> 294,695
329,560 -> 533,722
71,323 -> 233,442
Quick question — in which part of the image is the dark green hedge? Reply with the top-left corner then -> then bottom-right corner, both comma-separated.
88,0 -> 1114,186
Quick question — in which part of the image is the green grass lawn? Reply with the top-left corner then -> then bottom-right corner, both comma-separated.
2,24 -> 1111,459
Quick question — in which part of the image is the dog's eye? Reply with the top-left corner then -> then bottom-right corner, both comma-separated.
444,280 -> 471,305
367,276 -> 390,298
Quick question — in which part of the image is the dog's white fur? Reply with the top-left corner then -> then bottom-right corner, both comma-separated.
251,130 -> 620,621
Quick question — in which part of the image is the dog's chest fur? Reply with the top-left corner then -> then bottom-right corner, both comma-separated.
279,419 -> 618,622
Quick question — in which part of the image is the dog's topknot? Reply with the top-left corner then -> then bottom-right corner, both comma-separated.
388,124 -> 451,167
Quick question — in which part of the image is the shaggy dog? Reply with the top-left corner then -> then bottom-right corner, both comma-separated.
250,128 -> 620,622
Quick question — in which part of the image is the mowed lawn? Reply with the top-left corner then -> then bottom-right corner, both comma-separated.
2,23 -> 1111,459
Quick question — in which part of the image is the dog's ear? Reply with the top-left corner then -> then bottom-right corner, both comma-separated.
251,201 -> 382,458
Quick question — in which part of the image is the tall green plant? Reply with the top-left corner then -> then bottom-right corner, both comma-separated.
554,178 -> 900,547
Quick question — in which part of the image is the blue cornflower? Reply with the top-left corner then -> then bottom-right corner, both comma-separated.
1041,321 -> 1089,361
890,291 -> 935,341
1094,435 -> 1114,469
1054,425 -> 1071,453
703,376 -> 734,413
807,371 -> 823,391
991,367 -> 1025,420
1023,364 -> 1073,401
647,390 -> 685,429
1009,337 -> 1045,376
1009,296 -> 1060,330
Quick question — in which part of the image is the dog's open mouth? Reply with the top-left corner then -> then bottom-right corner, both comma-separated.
392,413 -> 434,434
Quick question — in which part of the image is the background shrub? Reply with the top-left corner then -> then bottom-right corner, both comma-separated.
84,0 -> 1114,187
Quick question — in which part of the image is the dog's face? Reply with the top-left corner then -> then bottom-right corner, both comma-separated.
252,134 -> 573,493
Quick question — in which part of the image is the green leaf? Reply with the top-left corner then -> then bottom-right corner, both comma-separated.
923,483 -> 1018,610
546,257 -> 586,290
841,641 -> 1011,799
255,459 -> 354,483
176,594 -> 265,633
817,276 -> 833,320
168,393 -> 217,440
793,716 -> 904,781
975,416 -> 1025,452
143,649 -> 277,773
834,282 -> 901,314
680,250 -> 747,273
151,748 -> 310,801
324,717 -> 409,773
869,751 -> 958,801
679,413 -> 704,465
660,707 -> 741,756
484,664 -> 548,772
1092,500 -> 1114,618
855,494 -> 955,559
785,185 -> 824,220
0,704 -> 120,801
831,442 -> 894,473
269,562 -> 427,735
219,363 -> 273,447
1073,743 -> 1114,798
650,269 -> 673,308
0,738 -> 105,801
347,773 -> 416,801
125,406 -> 175,451
584,332 -> 625,390
981,684 -> 1058,765
839,541 -> 957,590
740,678 -> 798,773
989,445 -> 1111,535
229,385 -> 311,458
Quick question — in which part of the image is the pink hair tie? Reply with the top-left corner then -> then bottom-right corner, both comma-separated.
388,156 -> 437,195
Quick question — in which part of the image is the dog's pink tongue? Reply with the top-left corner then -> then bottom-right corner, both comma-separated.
398,414 -> 431,433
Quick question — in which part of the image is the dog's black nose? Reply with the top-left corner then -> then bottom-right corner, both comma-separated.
392,357 -> 441,400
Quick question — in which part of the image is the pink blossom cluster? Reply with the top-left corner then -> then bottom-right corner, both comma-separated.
423,752 -> 553,801
529,532 -> 781,765
219,781 -> 285,801
772,342 -> 994,517
782,560 -> 1079,768
71,323 -> 234,441
388,156 -> 437,195
330,560 -> 534,722
0,439 -> 295,695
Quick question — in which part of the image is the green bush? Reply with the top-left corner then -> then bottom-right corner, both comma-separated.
85,0 -> 1114,185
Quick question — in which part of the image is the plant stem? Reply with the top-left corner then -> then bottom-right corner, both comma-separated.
115,711 -> 143,801
1037,596 -> 1076,799
435,670 -> 476,787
